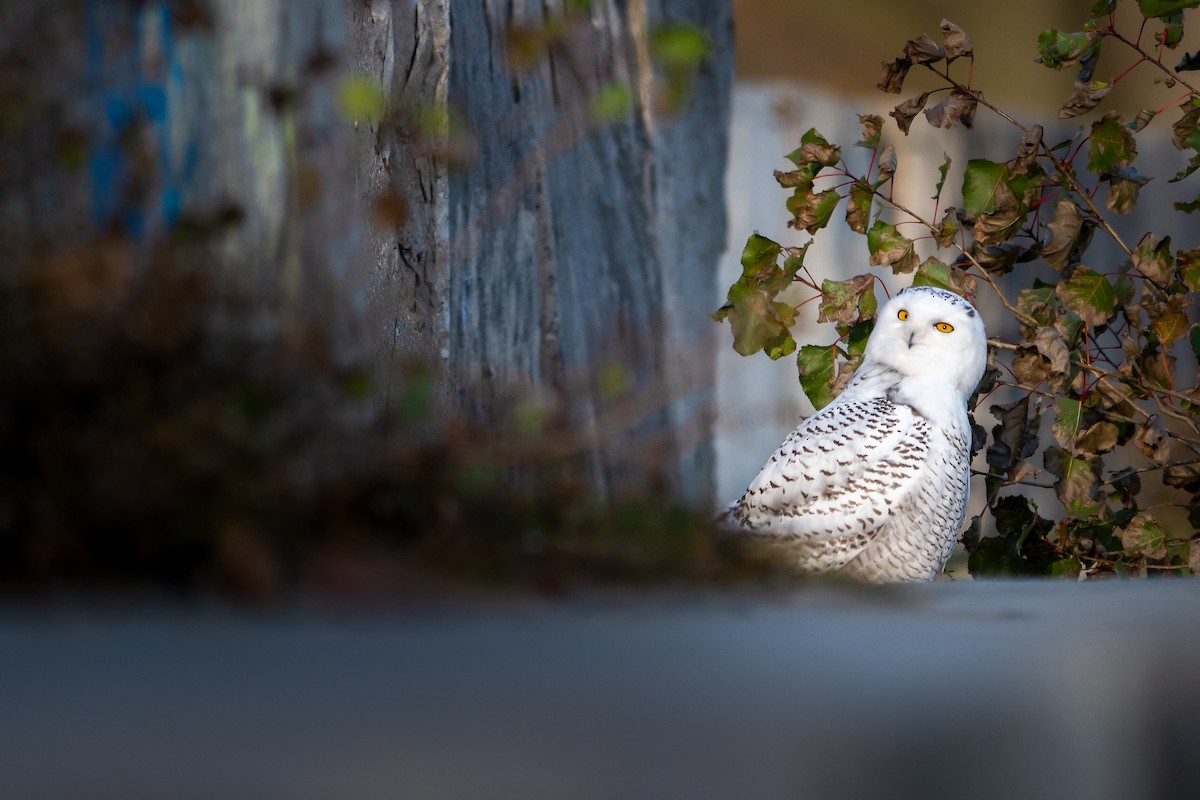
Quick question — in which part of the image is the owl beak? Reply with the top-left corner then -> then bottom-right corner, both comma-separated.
907,331 -> 915,349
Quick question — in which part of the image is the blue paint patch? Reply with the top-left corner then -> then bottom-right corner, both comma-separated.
83,0 -> 190,235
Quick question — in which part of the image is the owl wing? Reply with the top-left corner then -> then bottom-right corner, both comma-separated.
729,396 -> 932,569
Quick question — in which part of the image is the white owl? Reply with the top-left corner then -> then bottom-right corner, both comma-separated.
723,286 -> 988,582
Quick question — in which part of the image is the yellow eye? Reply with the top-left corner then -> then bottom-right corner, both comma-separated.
897,309 -> 909,321
935,322 -> 954,333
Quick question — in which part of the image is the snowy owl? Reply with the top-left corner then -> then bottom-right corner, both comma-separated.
723,286 -> 987,582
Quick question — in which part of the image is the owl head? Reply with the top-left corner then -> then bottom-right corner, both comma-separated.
864,286 -> 988,397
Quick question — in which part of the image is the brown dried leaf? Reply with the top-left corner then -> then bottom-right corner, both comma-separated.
1165,462 -> 1200,492
1041,198 -> 1091,271
890,93 -> 930,134
1105,166 -> 1151,214
1032,327 -> 1071,377
817,274 -> 876,325
1131,233 -> 1175,285
876,145 -> 897,185
974,208 -> 1024,248
1012,346 -> 1050,385
878,57 -> 913,94
934,207 -> 960,248
857,114 -> 884,149
1119,512 -> 1168,561
924,89 -> 978,129
1058,80 -> 1113,119
1143,288 -> 1190,344
1013,124 -> 1044,176
1076,420 -> 1119,455
1134,415 -> 1170,463
986,396 -> 1040,474
1043,447 -> 1103,514
905,33 -> 946,65
940,19 -> 974,61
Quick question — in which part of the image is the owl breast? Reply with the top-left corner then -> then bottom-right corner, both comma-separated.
725,391 -> 973,582
837,423 -> 971,582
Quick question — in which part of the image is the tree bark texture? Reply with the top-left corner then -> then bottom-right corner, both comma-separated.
448,0 -> 731,500
2,0 -> 732,503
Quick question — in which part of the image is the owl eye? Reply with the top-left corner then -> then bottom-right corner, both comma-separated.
897,310 -> 909,321
934,322 -> 955,333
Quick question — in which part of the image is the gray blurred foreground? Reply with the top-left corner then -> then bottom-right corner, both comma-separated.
3,580 -> 1198,799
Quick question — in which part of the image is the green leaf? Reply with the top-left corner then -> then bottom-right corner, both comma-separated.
962,159 -> 1008,217
932,153 -> 952,201
764,245 -> 810,295
740,233 -> 783,279
1177,248 -> 1200,291
724,283 -> 794,358
1053,397 -> 1083,449
1136,0 -> 1200,19
767,304 -> 798,359
1091,0 -> 1117,17
797,344 -> 839,410
912,257 -> 974,296
843,318 -> 875,358
1088,111 -> 1137,174
1043,447 -> 1103,516
1160,12 -> 1186,48
1171,98 -> 1200,151
912,257 -> 953,291
1036,30 -> 1095,69
1190,323 -> 1200,362
1056,267 -> 1117,327
972,169 -> 1028,247
867,220 -> 919,273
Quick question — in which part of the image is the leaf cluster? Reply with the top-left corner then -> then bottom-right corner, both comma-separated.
715,3 -> 1200,578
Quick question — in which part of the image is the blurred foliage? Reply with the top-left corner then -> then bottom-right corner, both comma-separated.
0,0 -> 786,601
0,235 -> 788,600
716,2 -> 1200,579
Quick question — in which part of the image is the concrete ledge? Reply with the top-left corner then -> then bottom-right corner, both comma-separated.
3,580 -> 1197,799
